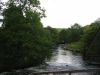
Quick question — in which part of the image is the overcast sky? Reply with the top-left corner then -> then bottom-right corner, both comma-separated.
40,0 -> 100,28
1,0 -> 100,28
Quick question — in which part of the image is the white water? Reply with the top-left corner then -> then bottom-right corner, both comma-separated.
27,45 -> 92,72
0,45 -> 97,75
46,46 -> 85,68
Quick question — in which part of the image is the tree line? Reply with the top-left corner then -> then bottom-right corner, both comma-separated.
0,0 -> 58,71
59,20 -> 100,65
0,0 -> 100,72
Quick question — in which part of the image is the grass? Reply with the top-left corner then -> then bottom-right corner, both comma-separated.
66,41 -> 84,52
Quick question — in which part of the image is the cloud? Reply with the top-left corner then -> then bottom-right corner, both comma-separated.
40,0 -> 100,28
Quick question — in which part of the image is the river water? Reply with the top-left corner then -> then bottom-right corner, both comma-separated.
0,44 -> 98,75
26,44 -> 97,75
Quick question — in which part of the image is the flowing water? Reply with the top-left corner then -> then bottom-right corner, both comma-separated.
0,44 -> 98,75
26,44 -> 97,75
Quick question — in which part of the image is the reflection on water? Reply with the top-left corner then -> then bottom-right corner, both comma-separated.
25,45 -> 87,72
32,45 -> 97,75
46,45 -> 85,68
0,45 -> 98,75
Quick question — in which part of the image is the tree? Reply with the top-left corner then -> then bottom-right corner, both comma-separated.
59,29 -> 68,43
0,0 -> 52,71
45,26 -> 58,45
70,23 -> 83,42
58,23 -> 83,43
81,22 -> 100,63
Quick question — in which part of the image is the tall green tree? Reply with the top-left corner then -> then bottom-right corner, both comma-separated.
58,23 -> 83,43
0,0 -> 52,71
45,26 -> 58,45
59,29 -> 68,43
81,22 -> 100,62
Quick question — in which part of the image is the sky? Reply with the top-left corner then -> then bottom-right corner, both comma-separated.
1,0 -> 100,28
40,0 -> 100,28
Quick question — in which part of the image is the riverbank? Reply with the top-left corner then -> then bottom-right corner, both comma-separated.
0,45 -> 99,75
64,42 -> 83,53
64,43 -> 100,67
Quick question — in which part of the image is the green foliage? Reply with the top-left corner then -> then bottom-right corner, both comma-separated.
45,26 -> 59,45
67,42 -> 81,50
69,23 -> 83,42
81,22 -> 100,63
3,4 -> 25,28
58,23 -> 83,43
64,21 -> 100,63
59,29 -> 68,43
62,21 -> 100,64
67,42 -> 84,52
0,0 -> 55,71
81,22 -> 100,49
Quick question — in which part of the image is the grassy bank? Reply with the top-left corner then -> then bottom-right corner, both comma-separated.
65,42 -> 84,53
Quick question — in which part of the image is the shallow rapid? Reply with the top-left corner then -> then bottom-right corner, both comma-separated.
27,45 -> 95,72
0,44 -> 97,75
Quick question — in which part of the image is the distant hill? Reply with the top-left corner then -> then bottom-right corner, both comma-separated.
55,28 -> 67,32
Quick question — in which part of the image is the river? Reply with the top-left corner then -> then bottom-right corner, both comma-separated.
0,44 -> 98,75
